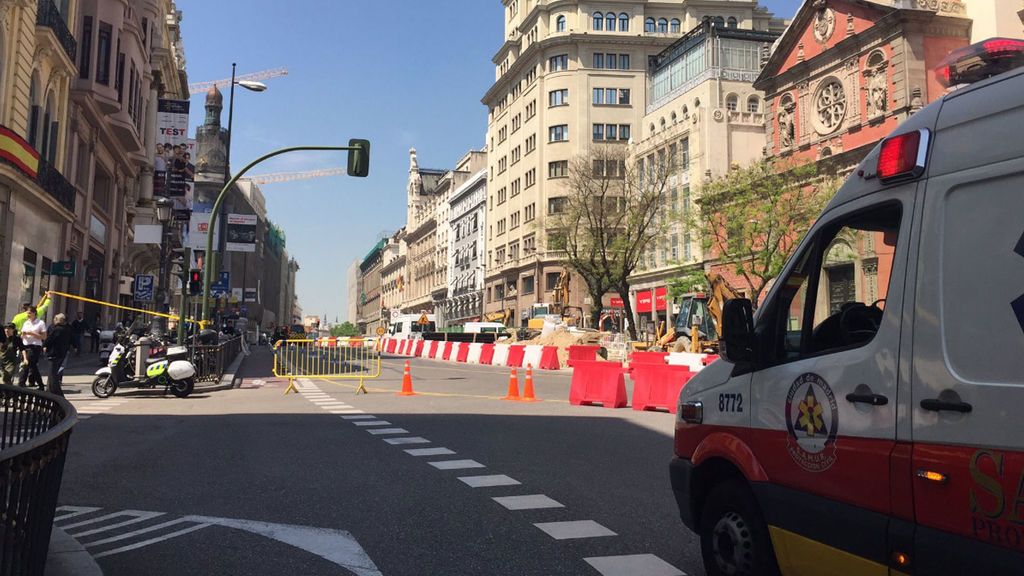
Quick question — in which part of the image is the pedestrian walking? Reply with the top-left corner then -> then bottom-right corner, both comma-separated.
11,291 -> 52,331
17,306 -> 46,390
71,310 -> 86,356
43,313 -> 72,396
91,313 -> 102,352
0,323 -> 23,385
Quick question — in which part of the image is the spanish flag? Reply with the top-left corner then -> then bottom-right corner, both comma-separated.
0,125 -> 40,179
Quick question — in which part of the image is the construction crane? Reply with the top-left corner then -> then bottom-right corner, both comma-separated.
244,168 -> 346,185
188,67 -> 289,95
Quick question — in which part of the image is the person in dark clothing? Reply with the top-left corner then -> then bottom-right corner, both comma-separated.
18,306 -> 46,390
0,323 -> 22,385
91,313 -> 102,352
70,311 -> 86,356
43,313 -> 72,396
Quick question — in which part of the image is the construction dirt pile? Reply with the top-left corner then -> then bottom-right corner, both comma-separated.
522,329 -> 606,367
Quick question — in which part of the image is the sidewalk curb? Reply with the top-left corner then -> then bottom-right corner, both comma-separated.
46,526 -> 103,576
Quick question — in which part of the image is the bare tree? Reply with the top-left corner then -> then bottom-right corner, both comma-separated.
691,160 -> 840,305
552,144 -> 673,339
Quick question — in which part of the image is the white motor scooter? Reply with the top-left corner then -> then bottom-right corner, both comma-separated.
98,329 -> 116,365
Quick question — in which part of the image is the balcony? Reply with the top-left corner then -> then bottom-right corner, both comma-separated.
36,0 -> 76,62
36,157 -> 76,213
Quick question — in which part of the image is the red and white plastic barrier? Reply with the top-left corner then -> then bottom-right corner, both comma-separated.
569,360 -> 628,408
467,343 -> 483,364
629,363 -> 694,413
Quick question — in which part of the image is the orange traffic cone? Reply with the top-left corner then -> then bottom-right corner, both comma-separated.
521,364 -> 539,402
397,360 -> 416,396
502,367 -> 521,401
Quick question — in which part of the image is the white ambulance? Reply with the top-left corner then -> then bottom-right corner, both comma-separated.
671,39 -> 1024,576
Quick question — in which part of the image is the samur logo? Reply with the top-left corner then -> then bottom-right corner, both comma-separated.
785,373 -> 839,472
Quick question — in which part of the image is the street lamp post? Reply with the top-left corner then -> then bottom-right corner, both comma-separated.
152,196 -> 174,336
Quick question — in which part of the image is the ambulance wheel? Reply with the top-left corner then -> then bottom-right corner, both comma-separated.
92,376 -> 116,399
699,479 -> 779,576
169,378 -> 194,398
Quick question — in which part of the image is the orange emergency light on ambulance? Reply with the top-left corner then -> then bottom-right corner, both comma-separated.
669,38 -> 1024,576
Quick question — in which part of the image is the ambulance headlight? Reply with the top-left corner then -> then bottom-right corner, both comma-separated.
679,401 -> 703,424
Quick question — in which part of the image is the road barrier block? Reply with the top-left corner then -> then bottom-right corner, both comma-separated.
539,346 -> 560,370
427,340 -> 439,358
386,339 -> 397,354
415,339 -> 425,357
507,345 -> 525,368
442,341 -> 454,361
569,360 -> 628,408
456,342 -> 470,363
467,343 -> 483,364
432,341 -> 445,360
480,343 -> 495,365
567,345 -> 600,367
630,351 -> 669,365
667,352 -> 706,372
630,363 -> 693,413
523,345 -> 544,369
492,344 -> 510,366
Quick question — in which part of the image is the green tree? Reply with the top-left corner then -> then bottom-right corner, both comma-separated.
691,160 -> 839,305
330,322 -> 361,337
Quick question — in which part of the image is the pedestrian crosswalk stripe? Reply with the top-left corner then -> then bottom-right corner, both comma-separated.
429,460 -> 485,471
366,428 -> 408,435
384,437 -> 430,445
534,520 -> 617,540
583,554 -> 686,576
492,495 -> 564,511
457,474 -> 519,488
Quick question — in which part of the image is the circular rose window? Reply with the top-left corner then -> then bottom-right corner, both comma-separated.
814,79 -> 846,135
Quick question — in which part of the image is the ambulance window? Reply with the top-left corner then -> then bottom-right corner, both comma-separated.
765,203 -> 901,363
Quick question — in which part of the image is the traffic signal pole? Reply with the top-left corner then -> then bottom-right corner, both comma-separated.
177,246 -> 191,343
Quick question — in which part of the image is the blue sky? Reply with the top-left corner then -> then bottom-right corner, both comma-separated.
178,0 -> 803,324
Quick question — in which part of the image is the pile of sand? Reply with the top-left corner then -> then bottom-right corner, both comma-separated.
521,329 -> 607,366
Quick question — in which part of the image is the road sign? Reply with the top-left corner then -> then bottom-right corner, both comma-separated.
375,326 -> 386,336
417,314 -> 429,326
211,271 -> 230,295
134,275 -> 154,302
51,260 -> 76,277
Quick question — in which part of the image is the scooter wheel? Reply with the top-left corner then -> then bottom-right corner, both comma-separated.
92,376 -> 116,399
169,377 -> 194,398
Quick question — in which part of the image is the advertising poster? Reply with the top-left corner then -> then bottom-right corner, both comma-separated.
187,210 -> 220,251
154,100 -> 194,215
226,214 -> 258,252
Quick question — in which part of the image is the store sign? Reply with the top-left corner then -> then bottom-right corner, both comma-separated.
50,260 -> 76,277
655,286 -> 668,311
609,296 -> 624,308
636,290 -> 653,313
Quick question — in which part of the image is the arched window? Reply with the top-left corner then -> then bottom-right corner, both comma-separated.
645,17 -> 656,33
727,17 -> 738,28
693,98 -> 701,109
41,91 -> 57,162
681,105 -> 689,117
593,12 -> 603,31
556,15 -> 566,32
660,117 -> 667,130
713,16 -> 726,28
650,123 -> 656,135
747,95 -> 761,113
658,18 -> 668,33
606,13 -> 616,31
725,94 -> 739,111
619,13 -> 629,32
27,74 -> 41,149
670,19 -> 681,33
671,111 -> 678,124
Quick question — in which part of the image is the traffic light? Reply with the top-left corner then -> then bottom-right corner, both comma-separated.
170,257 -> 188,288
188,269 -> 202,296
347,138 -> 370,178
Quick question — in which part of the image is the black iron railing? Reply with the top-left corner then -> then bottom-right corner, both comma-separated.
0,386 -> 77,576
191,336 -> 243,383
36,0 -> 77,62
36,157 -> 76,213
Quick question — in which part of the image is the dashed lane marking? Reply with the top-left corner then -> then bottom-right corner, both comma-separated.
428,459 -> 486,470
492,495 -> 564,511
405,447 -> 455,456
384,437 -> 430,445
92,522 -> 213,558
534,520 -> 617,540
458,474 -> 520,488
352,421 -> 391,426
583,554 -> 686,576
367,428 -> 409,435
341,415 -> 377,420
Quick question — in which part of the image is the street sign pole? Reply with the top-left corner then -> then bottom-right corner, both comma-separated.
177,246 -> 191,343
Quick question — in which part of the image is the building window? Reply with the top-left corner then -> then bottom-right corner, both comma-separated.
813,78 -> 847,134
97,22 -> 112,85
525,168 -> 536,188
545,272 -> 561,291
497,187 -> 507,205
497,219 -> 506,235
680,137 -> 690,170
619,13 -> 629,31
747,96 -> 760,113
619,89 -> 631,105
549,54 -> 568,72
658,18 -> 668,33
526,99 -> 537,119
728,16 -> 738,28
670,18 -> 681,33
593,53 -> 604,69
620,53 -> 630,69
524,235 -> 536,254
548,160 -> 568,178
593,12 -> 603,30
79,16 -> 93,79
522,275 -> 535,295
619,124 -> 631,141
726,94 -> 739,111
556,15 -> 566,32
548,197 -> 567,215
549,89 -> 568,107
645,17 -> 656,33
606,13 -> 616,31
713,16 -> 726,28
592,124 -> 604,141
524,203 -> 536,222
525,134 -> 536,153
549,124 -> 568,142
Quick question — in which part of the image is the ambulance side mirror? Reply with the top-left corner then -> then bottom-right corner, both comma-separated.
720,298 -> 754,364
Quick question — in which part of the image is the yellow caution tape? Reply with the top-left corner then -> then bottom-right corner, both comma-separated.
49,291 -> 208,328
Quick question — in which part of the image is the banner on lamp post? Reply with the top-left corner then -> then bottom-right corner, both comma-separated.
155,100 -> 194,215
226,214 -> 257,252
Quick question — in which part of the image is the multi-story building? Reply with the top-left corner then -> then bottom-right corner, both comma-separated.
380,228 -> 405,316
445,167 -> 487,325
356,238 -> 384,335
481,0 -> 782,327
0,0 -> 79,319
627,19 -> 779,331
400,149 -> 446,316
346,259 -> 359,324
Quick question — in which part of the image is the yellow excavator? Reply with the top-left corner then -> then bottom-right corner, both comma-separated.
655,272 -> 740,353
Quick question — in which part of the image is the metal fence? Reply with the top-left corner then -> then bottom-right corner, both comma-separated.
191,336 -> 243,383
273,339 -> 381,394
0,386 -> 77,576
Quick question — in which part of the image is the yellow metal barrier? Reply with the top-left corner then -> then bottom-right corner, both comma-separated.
273,338 -> 381,395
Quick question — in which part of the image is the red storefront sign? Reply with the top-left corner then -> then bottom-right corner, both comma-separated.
609,296 -> 624,308
655,286 -> 667,311
636,290 -> 653,313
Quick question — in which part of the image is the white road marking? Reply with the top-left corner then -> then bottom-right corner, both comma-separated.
457,474 -> 520,488
405,447 -> 455,456
384,437 -> 430,445
83,518 -> 196,547
492,495 -> 564,511
69,511 -> 167,538
341,415 -> 377,420
330,409 -> 363,414
61,510 -> 161,532
315,402 -> 351,407
53,506 -> 102,522
91,523 -> 212,558
533,520 -> 617,540
352,421 -> 391,426
367,428 -> 409,435
429,460 -> 485,470
583,555 -> 686,576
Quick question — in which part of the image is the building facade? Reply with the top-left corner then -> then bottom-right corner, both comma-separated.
400,149 -> 445,316
380,228 -> 405,317
627,20 -> 779,331
346,258 -> 358,324
445,167 -> 487,325
481,0 -> 783,327
356,238 -> 384,335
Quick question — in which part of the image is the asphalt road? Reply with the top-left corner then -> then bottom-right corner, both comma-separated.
56,348 -> 704,575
